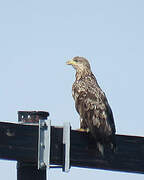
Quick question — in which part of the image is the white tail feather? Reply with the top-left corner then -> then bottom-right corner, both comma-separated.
97,142 -> 104,156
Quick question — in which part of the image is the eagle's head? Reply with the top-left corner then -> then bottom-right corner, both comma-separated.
66,56 -> 91,73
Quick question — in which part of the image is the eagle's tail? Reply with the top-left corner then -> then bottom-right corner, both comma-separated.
97,136 -> 116,156
97,142 -> 104,156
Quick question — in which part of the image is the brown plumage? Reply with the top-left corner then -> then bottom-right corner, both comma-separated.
66,56 -> 116,155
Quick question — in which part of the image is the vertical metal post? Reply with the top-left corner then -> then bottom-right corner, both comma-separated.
38,119 -> 51,169
17,111 -> 49,180
63,122 -> 71,172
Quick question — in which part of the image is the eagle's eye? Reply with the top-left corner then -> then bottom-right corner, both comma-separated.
73,59 -> 78,62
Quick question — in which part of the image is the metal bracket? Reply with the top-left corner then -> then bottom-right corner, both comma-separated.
38,119 -> 71,172
38,119 -> 51,169
63,122 -> 71,172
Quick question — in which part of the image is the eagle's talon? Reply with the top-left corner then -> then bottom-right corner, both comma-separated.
77,128 -> 89,133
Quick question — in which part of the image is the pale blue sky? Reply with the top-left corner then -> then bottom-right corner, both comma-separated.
0,0 -> 144,179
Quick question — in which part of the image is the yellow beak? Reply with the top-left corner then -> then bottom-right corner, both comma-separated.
66,59 -> 76,65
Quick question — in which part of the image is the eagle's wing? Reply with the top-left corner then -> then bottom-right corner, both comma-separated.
84,91 -> 115,137
73,75 -> 115,139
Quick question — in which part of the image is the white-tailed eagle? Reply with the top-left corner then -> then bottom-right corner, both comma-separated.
66,56 -> 116,155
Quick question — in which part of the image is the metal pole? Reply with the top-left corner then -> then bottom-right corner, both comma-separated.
63,122 -> 71,172
17,111 -> 49,180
